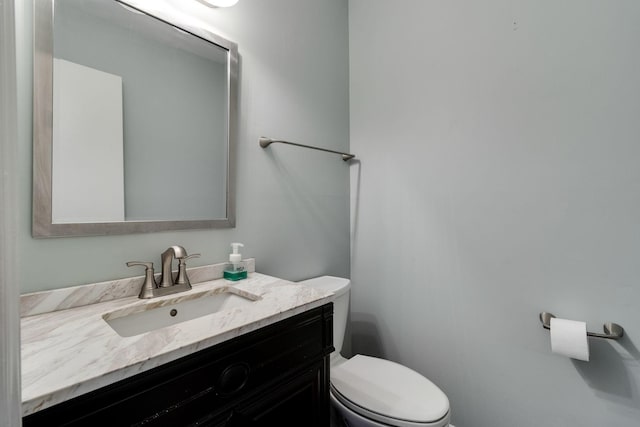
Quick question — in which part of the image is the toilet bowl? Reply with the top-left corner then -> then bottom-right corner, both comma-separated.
299,276 -> 452,427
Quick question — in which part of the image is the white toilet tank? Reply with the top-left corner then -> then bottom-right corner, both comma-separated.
298,276 -> 350,356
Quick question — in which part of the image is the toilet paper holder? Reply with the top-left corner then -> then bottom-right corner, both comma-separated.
539,312 -> 624,340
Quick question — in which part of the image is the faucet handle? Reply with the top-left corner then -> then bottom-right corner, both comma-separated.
126,261 -> 157,299
126,261 -> 153,269
175,253 -> 200,286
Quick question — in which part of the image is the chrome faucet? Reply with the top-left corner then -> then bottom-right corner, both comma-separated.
127,245 -> 200,299
160,245 -> 188,287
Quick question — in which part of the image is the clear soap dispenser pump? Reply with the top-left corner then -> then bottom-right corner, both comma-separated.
224,242 -> 247,281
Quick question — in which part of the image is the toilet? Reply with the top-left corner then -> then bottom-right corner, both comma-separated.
299,276 -> 453,427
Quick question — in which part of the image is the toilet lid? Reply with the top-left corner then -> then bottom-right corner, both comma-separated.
331,355 -> 449,424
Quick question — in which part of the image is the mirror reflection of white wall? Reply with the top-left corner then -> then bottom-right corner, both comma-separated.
52,58 -> 125,223
53,0 -> 228,222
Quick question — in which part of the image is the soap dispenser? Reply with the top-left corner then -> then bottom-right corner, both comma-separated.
224,242 -> 247,281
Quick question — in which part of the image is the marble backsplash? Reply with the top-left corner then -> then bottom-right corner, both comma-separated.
20,259 -> 256,317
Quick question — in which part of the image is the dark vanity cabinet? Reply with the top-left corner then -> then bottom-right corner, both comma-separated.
23,303 -> 333,427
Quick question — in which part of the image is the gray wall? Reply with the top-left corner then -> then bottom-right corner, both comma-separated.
349,1 -> 640,426
17,0 -> 350,292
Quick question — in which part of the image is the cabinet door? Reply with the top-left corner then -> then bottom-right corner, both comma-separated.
229,360 -> 330,427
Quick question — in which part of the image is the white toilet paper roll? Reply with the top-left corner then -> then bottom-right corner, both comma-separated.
550,317 -> 589,361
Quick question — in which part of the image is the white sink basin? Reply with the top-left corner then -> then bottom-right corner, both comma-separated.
103,287 -> 261,337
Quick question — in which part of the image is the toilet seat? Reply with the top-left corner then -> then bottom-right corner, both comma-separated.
331,355 -> 450,427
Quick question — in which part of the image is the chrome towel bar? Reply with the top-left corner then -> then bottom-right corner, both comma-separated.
539,312 -> 624,340
259,137 -> 355,161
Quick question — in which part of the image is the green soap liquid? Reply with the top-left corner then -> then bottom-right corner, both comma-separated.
224,269 -> 247,281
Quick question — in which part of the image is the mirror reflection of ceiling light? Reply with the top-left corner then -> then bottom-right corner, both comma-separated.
196,0 -> 239,7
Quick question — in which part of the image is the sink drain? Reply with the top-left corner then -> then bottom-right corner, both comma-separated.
170,309 -> 178,317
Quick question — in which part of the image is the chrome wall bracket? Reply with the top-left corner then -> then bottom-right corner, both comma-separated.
539,312 -> 624,340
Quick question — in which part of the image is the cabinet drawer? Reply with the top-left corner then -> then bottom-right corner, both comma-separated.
23,303 -> 333,427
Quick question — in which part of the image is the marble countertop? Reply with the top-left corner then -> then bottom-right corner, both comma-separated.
21,270 -> 333,416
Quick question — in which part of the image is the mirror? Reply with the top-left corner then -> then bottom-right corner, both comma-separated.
33,0 -> 238,237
